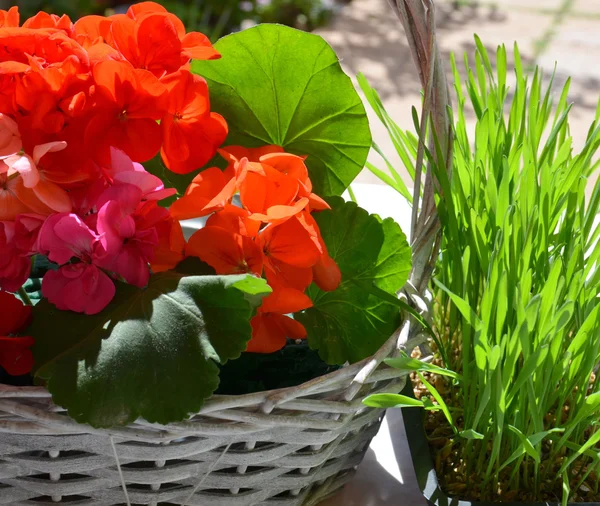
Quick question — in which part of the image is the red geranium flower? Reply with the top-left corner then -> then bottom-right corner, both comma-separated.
0,291 -> 34,376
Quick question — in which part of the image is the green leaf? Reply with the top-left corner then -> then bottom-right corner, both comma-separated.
363,393 -> 424,409
31,271 -> 271,428
508,425 -> 541,464
192,24 -> 371,196
384,356 -> 462,381
459,429 -> 484,440
296,197 -> 411,364
433,278 -> 482,328
417,372 -> 456,431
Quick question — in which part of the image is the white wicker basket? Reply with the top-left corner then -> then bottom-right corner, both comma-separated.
0,341 -> 413,506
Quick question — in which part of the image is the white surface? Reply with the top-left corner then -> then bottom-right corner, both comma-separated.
321,409 -> 426,506
343,184 -> 412,240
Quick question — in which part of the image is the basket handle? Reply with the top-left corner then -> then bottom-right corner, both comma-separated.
342,0 -> 452,402
391,0 -> 453,294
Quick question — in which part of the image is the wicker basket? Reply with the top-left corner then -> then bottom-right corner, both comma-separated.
0,1 -> 451,504
0,330 -> 417,506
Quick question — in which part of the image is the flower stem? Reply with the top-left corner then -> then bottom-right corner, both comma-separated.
18,286 -> 33,306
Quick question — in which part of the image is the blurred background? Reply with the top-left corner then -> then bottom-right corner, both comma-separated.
313,0 -> 600,185
3,0 -> 600,186
0,0 -> 346,39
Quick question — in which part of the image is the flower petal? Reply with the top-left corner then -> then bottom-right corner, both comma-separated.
0,291 -> 32,335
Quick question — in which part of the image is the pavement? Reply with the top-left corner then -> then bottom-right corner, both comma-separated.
315,1 -> 600,504
316,0 -> 600,187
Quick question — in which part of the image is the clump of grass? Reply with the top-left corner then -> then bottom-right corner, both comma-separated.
363,37 -> 600,504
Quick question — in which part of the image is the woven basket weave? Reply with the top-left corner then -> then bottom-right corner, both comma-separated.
0,338 -> 416,506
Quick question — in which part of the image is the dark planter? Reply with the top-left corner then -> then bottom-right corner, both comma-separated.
400,387 -> 600,506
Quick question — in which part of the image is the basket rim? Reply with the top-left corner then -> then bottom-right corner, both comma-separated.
0,352 -> 403,408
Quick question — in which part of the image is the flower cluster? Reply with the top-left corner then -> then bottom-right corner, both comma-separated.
0,3 -> 343,376
170,145 -> 341,353
0,2 -> 228,372
2,142 -> 184,314
0,2 -> 226,177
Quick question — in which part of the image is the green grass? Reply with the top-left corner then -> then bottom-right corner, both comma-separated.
362,37 -> 600,503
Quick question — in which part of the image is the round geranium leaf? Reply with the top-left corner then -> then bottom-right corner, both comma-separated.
192,24 -> 371,196
31,270 -> 271,428
296,197 -> 412,365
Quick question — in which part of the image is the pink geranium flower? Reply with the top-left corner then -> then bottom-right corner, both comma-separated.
106,147 -> 176,201
42,263 -> 116,316
38,213 -> 115,315
96,184 -> 158,287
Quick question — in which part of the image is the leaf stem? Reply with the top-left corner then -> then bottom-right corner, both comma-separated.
18,286 -> 33,306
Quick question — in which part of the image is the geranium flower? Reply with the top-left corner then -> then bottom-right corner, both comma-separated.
219,145 -> 284,180
151,216 -> 185,273
118,2 -> 220,75
106,147 -> 176,201
14,214 -> 45,254
240,162 -> 309,225
38,213 -> 115,315
205,204 -> 260,238
247,286 -> 312,353
0,27 -> 90,74
312,253 -> 342,292
0,114 -> 22,157
1,141 -> 72,220
15,58 -> 92,134
0,7 -> 19,28
186,225 -> 263,276
258,216 -> 322,290
0,291 -> 34,376
22,12 -> 75,36
169,167 -> 237,220
95,184 -> 158,287
86,60 -> 167,165
298,211 -> 341,292
0,221 -> 31,292
160,70 -> 228,174
259,152 -> 330,211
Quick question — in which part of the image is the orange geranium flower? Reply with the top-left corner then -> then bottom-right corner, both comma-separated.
0,27 -> 90,74
260,152 -> 330,211
248,312 -> 307,353
186,225 -> 263,276
22,12 -> 75,36
107,3 -> 218,79
86,59 -> 167,164
151,217 -> 185,273
205,204 -> 260,238
160,70 -> 228,174
298,211 -> 341,292
219,146 -> 328,213
0,7 -> 19,28
247,285 -> 312,353
219,145 -> 284,179
258,216 -> 321,289
169,167 -> 236,220
74,15 -> 113,46
240,163 -> 309,225
125,2 -> 219,62
15,58 -> 91,134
